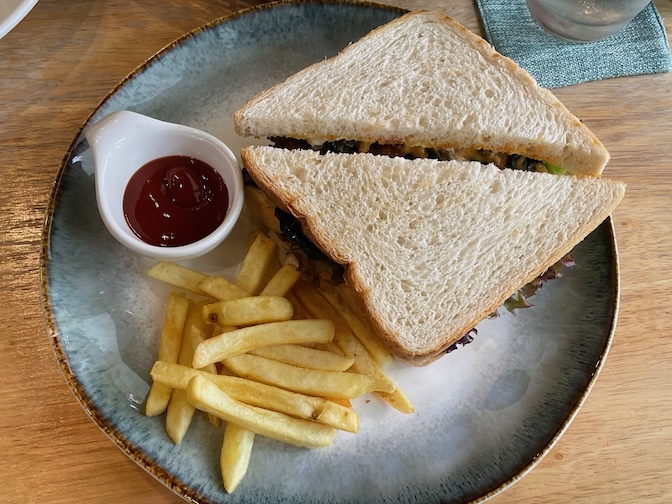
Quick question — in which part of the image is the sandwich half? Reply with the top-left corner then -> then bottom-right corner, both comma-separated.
241,146 -> 625,365
234,10 -> 609,177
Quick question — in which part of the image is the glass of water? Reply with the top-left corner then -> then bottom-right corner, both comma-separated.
526,0 -> 652,42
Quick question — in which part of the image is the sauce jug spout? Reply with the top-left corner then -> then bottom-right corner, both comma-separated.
85,110 -> 158,163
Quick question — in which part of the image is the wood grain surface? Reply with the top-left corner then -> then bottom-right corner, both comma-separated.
1,0 -> 671,502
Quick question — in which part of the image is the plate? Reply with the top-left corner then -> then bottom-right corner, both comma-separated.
40,1 -> 620,503
0,0 -> 38,39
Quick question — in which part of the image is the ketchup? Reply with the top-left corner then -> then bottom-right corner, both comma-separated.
123,155 -> 229,247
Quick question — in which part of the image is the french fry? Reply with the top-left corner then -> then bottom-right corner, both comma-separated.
146,291 -> 190,416
192,319 -> 335,369
292,280 -> 354,346
287,291 -> 315,320
165,389 -> 196,444
185,301 -> 222,431
293,281 -> 367,361
261,250 -> 283,290
249,344 -> 355,372
287,292 -> 347,356
326,397 -> 353,409
198,275 -> 250,302
223,354 -> 393,399
320,284 -> 394,368
336,331 -> 415,414
183,300 -> 215,345
221,423 -> 255,493
208,327 -> 238,429
244,185 -> 282,234
236,233 -> 277,295
151,361 -> 358,432
178,300 -> 215,366
165,300 -> 214,443
186,375 -> 337,448
259,263 -> 302,297
375,388 -> 415,414
209,323 -> 238,337
309,341 -> 347,356
293,281 -> 414,413
144,230 -> 419,495
148,262 -> 207,294
203,296 -> 293,327
183,308 -> 228,429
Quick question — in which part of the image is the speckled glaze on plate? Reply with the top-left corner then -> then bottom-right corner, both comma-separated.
39,1 -> 620,503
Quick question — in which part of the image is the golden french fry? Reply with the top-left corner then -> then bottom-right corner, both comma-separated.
250,344 -> 354,372
259,263 -> 302,297
236,233 -> 277,295
289,290 -> 341,356
375,389 -> 415,414
223,354 -> 393,398
306,341 -> 347,356
261,251 -> 283,290
208,414 -> 224,430
166,300 -> 215,443
287,291 -> 315,321
185,300 -> 220,432
180,300 -> 214,364
186,301 -> 223,428
151,362 -> 358,432
209,339 -> 238,429
288,289 -> 348,356
148,262 -> 208,294
198,275 -> 250,302
203,296 -> 293,327
292,280 -> 354,344
221,422 -> 255,493
326,397 -> 353,409
320,284 -> 394,368
165,388 -> 196,444
294,281 -> 413,413
209,361 -> 237,429
186,375 -> 336,448
146,291 -> 190,416
293,281 -> 367,360
328,326 -> 415,412
244,185 -> 282,234
192,319 -> 335,369
209,323 -> 238,337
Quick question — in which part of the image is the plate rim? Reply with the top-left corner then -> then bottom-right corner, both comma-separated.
0,0 -> 39,40
478,215 -> 620,502
38,1 -> 621,502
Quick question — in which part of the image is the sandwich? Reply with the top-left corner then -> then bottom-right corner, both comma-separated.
240,147 -> 624,365
233,11 -> 625,365
234,10 -> 609,177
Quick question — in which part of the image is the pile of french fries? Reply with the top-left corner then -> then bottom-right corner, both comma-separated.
144,232 -> 413,493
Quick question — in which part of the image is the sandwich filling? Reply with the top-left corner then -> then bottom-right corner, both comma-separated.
269,137 -> 568,175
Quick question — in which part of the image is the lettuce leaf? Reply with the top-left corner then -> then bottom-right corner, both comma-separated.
448,253 -> 575,354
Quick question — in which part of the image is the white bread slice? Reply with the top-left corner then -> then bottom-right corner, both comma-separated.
241,146 -> 625,365
234,10 -> 609,177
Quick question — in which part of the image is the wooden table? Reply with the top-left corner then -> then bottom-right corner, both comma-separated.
1,0 -> 670,502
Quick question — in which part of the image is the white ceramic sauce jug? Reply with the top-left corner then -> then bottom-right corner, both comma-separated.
85,110 -> 244,261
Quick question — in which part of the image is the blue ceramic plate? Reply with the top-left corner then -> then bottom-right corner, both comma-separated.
40,1 -> 619,503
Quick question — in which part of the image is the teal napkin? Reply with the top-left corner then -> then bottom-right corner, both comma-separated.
476,1 -> 672,88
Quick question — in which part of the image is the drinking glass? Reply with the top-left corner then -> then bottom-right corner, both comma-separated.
526,0 -> 652,42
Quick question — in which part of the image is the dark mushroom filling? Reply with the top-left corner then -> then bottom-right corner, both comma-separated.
269,137 -> 557,173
